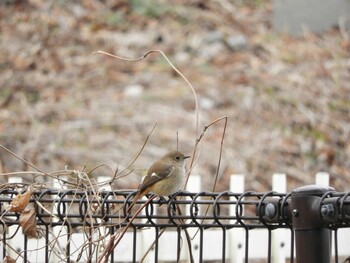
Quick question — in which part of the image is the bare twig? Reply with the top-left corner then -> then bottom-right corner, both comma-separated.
185,116 -> 228,189
0,144 -> 47,175
185,116 -> 228,241
111,122 -> 157,183
94,50 -> 198,133
139,203 -> 195,263
210,116 -> 227,192
139,228 -> 166,263
94,50 -> 200,174
98,196 -> 156,263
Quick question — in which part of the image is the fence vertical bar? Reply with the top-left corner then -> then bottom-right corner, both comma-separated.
244,228 -> 249,263
23,234 -> 28,263
183,175 -> 201,262
267,229 -> 272,263
132,226 -> 137,263
177,227 -> 182,262
334,229 -> 338,263
291,185 -> 335,263
198,227 -> 204,263
290,228 -> 294,263
222,228 -> 227,262
140,200 -> 155,263
52,177 -> 67,263
45,225 -> 49,263
66,226 -> 71,263
2,229 -> 6,259
154,227 -> 159,263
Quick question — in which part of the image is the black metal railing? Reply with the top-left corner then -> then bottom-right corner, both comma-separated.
0,185 -> 350,262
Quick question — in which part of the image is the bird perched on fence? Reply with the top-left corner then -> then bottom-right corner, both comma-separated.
128,150 -> 190,213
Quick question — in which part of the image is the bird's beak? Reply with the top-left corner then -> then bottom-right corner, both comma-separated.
184,156 -> 191,159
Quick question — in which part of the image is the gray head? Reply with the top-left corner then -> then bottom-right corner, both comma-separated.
161,150 -> 190,165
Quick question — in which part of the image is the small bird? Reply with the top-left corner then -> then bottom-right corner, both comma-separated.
128,150 -> 190,213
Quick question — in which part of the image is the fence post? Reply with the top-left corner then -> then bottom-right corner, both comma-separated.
315,172 -> 330,186
7,177 -> 23,260
291,185 -> 334,263
229,174 -> 245,263
271,173 -> 287,263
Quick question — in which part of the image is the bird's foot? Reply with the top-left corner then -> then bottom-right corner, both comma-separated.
157,196 -> 167,206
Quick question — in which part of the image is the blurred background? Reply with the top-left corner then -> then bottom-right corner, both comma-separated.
0,0 -> 349,192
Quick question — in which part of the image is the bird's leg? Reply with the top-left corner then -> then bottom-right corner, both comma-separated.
168,191 -> 183,215
157,196 -> 167,206
169,196 -> 177,215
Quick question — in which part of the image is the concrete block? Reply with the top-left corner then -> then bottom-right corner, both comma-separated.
272,0 -> 350,35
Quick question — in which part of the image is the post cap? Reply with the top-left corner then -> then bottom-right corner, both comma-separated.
292,184 -> 335,196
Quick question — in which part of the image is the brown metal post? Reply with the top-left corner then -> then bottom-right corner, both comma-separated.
291,185 -> 335,263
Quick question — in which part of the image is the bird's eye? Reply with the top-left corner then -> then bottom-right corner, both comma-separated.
175,156 -> 181,161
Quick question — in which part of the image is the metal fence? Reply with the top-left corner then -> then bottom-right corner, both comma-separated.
1,181 -> 350,263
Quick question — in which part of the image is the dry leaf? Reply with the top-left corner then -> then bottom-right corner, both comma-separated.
3,255 -> 16,263
19,209 -> 37,238
9,186 -> 32,213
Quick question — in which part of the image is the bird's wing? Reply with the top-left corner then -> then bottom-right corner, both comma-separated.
138,163 -> 175,193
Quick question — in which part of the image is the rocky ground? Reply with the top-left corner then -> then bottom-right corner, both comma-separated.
0,0 -> 349,192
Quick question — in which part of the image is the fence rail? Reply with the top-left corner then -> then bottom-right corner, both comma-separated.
0,173 -> 350,262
